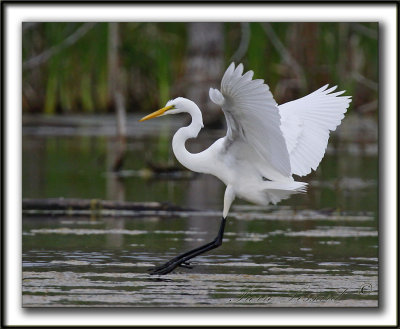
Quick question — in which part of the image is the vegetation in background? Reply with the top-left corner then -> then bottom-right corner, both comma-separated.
22,22 -> 378,117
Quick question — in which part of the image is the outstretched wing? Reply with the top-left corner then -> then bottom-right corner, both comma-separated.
279,85 -> 352,177
209,63 -> 291,177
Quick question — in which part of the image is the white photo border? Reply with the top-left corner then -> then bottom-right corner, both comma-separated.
3,2 -> 397,327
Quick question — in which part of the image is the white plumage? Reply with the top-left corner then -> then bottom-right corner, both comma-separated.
140,62 -> 352,275
279,84 -> 351,176
140,62 -> 351,218
210,63 -> 291,177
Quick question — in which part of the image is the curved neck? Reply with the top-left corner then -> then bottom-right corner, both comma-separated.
172,104 -> 207,173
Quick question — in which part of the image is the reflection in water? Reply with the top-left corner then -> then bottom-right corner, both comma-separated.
23,137 -> 46,198
106,137 -> 126,248
22,120 -> 378,307
22,210 -> 378,307
104,218 -> 126,249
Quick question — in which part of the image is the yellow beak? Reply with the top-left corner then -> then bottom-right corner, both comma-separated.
139,105 -> 174,122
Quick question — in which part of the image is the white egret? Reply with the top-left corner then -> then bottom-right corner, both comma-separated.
140,63 -> 351,275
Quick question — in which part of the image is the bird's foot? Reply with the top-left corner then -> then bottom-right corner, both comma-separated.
149,259 -> 186,275
148,217 -> 227,275
179,261 -> 193,269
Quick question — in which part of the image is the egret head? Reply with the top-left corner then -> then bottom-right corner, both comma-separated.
139,97 -> 198,122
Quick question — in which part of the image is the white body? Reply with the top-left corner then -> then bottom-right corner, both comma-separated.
171,99 -> 307,218
151,63 -> 351,218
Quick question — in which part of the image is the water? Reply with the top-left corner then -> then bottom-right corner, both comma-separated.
22,115 -> 378,307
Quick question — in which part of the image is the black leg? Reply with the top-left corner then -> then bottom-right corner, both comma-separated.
149,217 -> 227,275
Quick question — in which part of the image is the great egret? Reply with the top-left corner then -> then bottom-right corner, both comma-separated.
140,63 -> 351,275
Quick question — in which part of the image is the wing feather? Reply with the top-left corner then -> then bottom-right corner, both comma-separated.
279,85 -> 352,176
210,63 -> 291,177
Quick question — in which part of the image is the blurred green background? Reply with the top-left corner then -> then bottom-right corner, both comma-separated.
22,22 -> 379,204
22,22 -> 378,118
